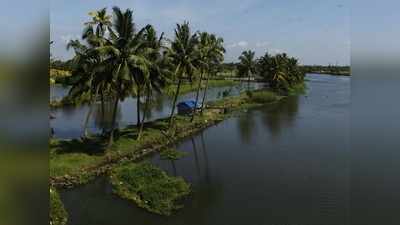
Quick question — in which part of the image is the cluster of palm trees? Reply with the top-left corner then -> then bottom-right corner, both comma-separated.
237,50 -> 304,91
66,7 -> 225,147
257,52 -> 304,91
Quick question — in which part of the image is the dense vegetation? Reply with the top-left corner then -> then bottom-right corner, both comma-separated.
257,53 -> 305,92
59,7 -> 226,146
110,162 -> 190,216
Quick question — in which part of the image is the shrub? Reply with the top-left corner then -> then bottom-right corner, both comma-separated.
249,91 -> 278,103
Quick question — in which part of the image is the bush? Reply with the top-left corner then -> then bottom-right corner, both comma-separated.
248,91 -> 278,103
110,162 -> 190,216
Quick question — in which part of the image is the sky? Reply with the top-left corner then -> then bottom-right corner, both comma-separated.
50,0 -> 350,65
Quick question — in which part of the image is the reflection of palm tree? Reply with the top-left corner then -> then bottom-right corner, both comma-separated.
261,95 -> 300,138
171,160 -> 177,176
191,137 -> 201,178
237,110 -> 256,144
200,131 -> 210,184
93,100 -> 121,134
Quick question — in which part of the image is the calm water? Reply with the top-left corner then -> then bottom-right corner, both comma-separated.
60,74 -> 350,225
50,82 -> 265,139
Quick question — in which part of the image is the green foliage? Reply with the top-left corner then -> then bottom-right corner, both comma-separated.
160,148 -> 188,160
237,50 -> 256,78
110,162 -> 190,216
50,188 -> 68,225
247,90 -> 279,104
257,52 -> 305,92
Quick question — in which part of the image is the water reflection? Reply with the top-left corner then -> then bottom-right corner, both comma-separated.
260,95 -> 300,138
50,83 -> 266,139
92,101 -> 121,134
60,74 -> 350,225
237,110 -> 256,144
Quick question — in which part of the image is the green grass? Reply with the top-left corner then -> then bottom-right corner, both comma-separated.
50,153 -> 103,178
50,187 -> 68,225
247,90 -> 279,104
287,82 -> 307,96
160,148 -> 188,160
164,79 -> 237,96
110,162 -> 190,216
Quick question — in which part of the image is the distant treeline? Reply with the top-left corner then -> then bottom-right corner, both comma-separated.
300,65 -> 350,76
50,59 -> 73,71
218,63 -> 350,77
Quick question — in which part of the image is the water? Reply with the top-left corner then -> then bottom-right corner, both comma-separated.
60,74 -> 350,225
50,82 -> 265,139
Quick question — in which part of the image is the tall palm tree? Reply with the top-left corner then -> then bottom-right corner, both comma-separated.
191,32 -> 210,121
237,50 -> 256,90
82,7 -> 113,118
136,25 -> 170,140
200,34 -> 225,113
168,22 -> 199,128
93,7 -> 152,147
66,39 -> 104,138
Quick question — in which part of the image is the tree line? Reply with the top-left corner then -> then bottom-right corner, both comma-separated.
63,7 -> 225,146
235,50 -> 305,92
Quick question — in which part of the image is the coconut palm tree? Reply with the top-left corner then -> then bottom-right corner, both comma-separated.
200,34 -> 225,113
83,8 -> 112,39
168,22 -> 199,128
91,7 -> 153,147
136,25 -> 170,140
191,32 -> 210,122
237,50 -> 256,90
66,39 -> 104,138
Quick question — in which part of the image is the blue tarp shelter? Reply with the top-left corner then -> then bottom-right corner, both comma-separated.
177,100 -> 200,115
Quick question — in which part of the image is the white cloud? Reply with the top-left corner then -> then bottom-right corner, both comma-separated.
60,34 -> 80,44
256,41 -> 270,47
227,41 -> 248,48
271,48 -> 283,54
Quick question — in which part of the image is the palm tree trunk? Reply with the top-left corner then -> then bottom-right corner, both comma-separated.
168,77 -> 182,128
100,90 -> 105,135
247,72 -> 251,91
83,86 -> 100,138
137,87 -> 150,140
191,71 -> 204,122
200,73 -> 210,114
136,85 -> 141,127
108,96 -> 119,148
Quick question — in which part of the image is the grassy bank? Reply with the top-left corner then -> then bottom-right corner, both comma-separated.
110,162 -> 190,216
50,187 -> 68,225
50,88 -> 281,188
164,79 -> 237,96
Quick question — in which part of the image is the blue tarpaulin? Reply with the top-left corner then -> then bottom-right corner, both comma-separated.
177,100 -> 200,114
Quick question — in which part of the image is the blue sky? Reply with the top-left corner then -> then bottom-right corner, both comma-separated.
50,0 -> 349,65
